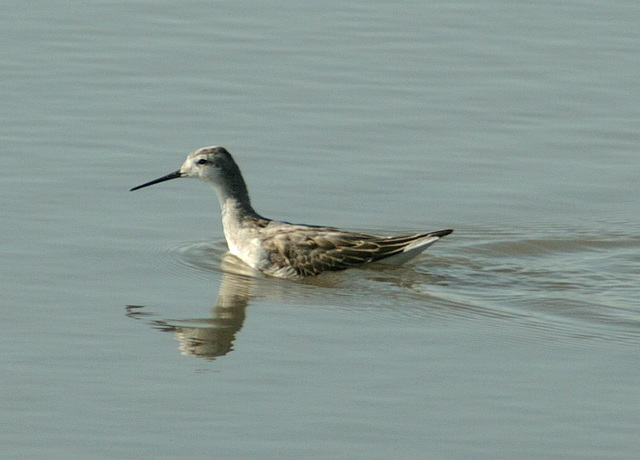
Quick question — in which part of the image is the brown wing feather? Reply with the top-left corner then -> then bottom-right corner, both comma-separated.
261,226 -> 447,277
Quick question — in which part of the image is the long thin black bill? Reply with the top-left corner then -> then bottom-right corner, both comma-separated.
130,170 -> 183,191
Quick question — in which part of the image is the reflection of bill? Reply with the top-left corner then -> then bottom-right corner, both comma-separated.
126,255 -> 257,361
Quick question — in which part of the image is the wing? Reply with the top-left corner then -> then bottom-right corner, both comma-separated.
261,225 -> 452,278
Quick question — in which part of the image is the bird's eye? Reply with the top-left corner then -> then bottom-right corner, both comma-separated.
196,159 -> 208,165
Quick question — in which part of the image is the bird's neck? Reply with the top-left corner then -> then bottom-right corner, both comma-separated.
211,176 -> 261,225
212,178 -> 264,259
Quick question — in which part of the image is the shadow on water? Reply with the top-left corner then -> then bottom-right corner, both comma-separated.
126,224 -> 640,361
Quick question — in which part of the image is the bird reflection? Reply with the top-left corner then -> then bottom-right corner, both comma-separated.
126,249 -> 449,361
126,255 -> 258,361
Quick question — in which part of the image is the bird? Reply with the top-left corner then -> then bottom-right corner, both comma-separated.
130,146 -> 452,279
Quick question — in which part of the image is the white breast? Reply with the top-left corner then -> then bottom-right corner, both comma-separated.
223,224 -> 269,270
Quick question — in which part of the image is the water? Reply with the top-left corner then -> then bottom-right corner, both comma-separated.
2,1 -> 639,458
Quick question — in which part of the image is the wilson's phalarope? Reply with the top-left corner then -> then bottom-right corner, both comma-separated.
131,146 -> 453,279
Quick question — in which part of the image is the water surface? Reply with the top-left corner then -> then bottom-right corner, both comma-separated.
2,1 -> 639,458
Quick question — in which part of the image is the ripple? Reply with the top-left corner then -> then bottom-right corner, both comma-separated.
438,225 -> 640,345
166,238 -> 230,280
157,225 -> 640,347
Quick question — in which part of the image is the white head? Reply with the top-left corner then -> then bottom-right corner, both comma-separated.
130,146 -> 241,191
178,146 -> 238,183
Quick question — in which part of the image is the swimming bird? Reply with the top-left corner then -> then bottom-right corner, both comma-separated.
131,146 -> 452,279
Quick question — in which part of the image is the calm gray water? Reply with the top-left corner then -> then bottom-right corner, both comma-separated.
2,1 -> 639,458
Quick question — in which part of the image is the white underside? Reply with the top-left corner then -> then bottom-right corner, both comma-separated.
374,235 -> 441,265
